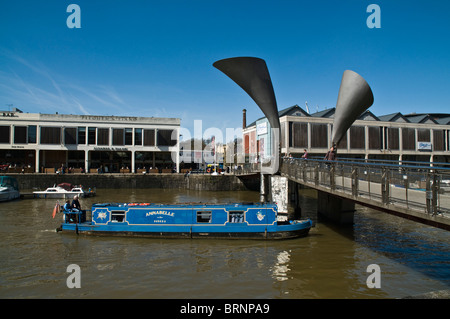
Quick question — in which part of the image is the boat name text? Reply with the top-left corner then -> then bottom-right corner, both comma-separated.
146,211 -> 174,217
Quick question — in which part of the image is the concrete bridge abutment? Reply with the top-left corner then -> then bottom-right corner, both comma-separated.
317,191 -> 355,225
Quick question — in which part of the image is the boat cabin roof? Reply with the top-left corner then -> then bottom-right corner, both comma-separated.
0,176 -> 19,190
92,202 -> 275,209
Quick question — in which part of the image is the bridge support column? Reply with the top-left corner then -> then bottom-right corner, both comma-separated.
317,191 -> 355,225
268,175 -> 289,222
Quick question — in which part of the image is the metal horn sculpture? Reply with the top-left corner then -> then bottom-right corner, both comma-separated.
213,57 -> 280,175
331,70 -> 374,146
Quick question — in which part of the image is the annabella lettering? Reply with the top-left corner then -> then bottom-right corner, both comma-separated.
146,211 -> 175,217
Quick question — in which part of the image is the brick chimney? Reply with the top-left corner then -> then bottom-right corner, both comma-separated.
242,109 -> 247,129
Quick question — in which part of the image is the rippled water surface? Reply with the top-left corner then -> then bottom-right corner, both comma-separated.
0,188 -> 449,299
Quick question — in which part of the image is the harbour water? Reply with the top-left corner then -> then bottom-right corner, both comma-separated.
0,188 -> 449,299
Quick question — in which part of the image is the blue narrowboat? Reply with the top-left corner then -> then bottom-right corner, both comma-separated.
56,202 -> 312,240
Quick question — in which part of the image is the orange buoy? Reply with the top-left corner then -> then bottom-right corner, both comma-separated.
52,202 -> 60,218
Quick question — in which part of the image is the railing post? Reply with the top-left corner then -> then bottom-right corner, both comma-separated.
425,172 -> 439,215
403,171 -> 409,209
314,163 -> 319,186
302,160 -> 307,182
381,167 -> 390,205
432,173 -> 438,215
330,163 -> 336,191
426,173 -> 432,214
351,166 -> 359,197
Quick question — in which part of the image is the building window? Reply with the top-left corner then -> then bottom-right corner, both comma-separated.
196,211 -> 211,223
88,127 -> 96,145
14,126 -> 27,144
157,129 -> 176,146
78,127 -> 86,145
28,125 -> 36,144
388,128 -> 399,150
112,128 -> 124,145
447,130 -> 450,151
337,132 -> 347,149
350,126 -> 365,149
40,127 -> 61,144
311,124 -> 328,148
402,128 -> 416,150
64,127 -> 77,145
290,122 -> 308,148
135,128 -> 142,146
125,128 -> 133,145
0,126 -> 10,143
433,130 -> 445,151
144,129 -> 155,146
417,129 -> 430,142
368,126 -> 381,150
97,128 -> 109,146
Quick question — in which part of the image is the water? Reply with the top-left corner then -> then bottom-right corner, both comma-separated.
0,188 -> 449,299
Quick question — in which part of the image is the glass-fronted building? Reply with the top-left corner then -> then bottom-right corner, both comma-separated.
0,109 -> 180,173
243,105 -> 450,164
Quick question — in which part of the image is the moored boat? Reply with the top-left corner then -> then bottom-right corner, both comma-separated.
34,183 -> 95,199
56,202 -> 312,240
0,176 -> 20,202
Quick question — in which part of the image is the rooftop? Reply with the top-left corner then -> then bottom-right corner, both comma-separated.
244,105 -> 450,128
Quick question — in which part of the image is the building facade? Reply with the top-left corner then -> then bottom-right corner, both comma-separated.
243,105 -> 450,164
0,109 -> 180,173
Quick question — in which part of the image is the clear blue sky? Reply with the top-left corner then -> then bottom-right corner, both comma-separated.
1,0 -> 449,140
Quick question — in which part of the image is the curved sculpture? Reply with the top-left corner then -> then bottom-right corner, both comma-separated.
331,70 -> 374,145
213,57 -> 280,175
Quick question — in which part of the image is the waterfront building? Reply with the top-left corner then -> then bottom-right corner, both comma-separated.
0,108 -> 180,173
243,106 -> 450,164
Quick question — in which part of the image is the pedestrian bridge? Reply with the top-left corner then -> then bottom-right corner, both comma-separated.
237,157 -> 450,230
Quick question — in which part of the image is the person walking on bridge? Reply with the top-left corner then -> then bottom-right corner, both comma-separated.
324,145 -> 337,161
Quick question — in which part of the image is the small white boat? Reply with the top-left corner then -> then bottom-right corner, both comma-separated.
0,176 -> 20,202
33,183 -> 95,199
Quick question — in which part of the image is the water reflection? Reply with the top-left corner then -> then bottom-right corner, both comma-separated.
271,251 -> 291,282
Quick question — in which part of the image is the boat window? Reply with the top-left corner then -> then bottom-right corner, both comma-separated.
196,211 -> 211,223
111,211 -> 126,222
229,211 -> 245,223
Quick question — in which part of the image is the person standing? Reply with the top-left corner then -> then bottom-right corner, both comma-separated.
301,149 -> 308,159
71,195 -> 85,222
324,146 -> 336,161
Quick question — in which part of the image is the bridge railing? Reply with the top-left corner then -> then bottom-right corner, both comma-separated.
280,157 -> 450,216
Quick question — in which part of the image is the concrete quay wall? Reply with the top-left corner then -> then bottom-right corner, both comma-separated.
10,173 -> 259,192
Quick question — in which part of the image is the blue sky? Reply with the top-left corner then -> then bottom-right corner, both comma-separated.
1,0 -> 449,140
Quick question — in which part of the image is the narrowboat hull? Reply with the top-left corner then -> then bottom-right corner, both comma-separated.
57,202 -> 312,240
59,221 -> 311,239
0,189 -> 20,202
